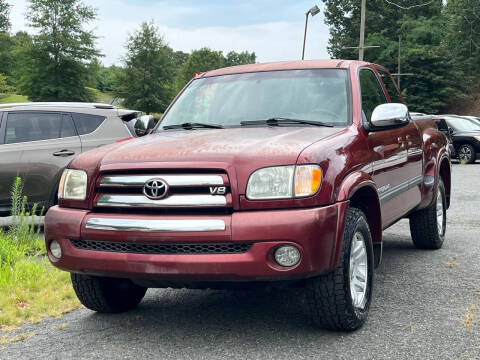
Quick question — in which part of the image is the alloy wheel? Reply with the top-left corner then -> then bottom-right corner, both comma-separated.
349,232 -> 368,309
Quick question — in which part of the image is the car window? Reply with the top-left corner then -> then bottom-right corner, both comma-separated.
71,113 -> 106,135
436,119 -> 449,132
445,117 -> 480,131
359,69 -> 387,122
378,70 -> 402,103
61,114 -> 77,138
5,112 -> 75,144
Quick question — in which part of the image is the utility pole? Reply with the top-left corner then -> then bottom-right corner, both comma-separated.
359,0 -> 366,61
392,36 -> 414,91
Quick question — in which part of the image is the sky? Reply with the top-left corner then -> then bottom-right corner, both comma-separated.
9,0 -> 331,66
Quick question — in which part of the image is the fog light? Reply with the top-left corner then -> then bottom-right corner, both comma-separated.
50,240 -> 62,259
274,245 -> 300,267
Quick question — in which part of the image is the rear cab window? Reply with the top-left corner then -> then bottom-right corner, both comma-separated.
378,70 -> 403,103
5,112 -> 77,144
71,113 -> 106,135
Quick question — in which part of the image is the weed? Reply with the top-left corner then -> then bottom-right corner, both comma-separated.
0,178 -> 80,330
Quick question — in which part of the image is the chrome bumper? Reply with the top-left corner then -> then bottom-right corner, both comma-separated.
96,194 -> 227,208
85,218 -> 226,232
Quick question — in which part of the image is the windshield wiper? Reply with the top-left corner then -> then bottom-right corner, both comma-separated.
162,122 -> 224,130
240,118 -> 333,127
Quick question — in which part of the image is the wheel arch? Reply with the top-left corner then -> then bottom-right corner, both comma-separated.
337,172 -> 382,268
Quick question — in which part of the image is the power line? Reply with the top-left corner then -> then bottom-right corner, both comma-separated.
384,0 -> 435,10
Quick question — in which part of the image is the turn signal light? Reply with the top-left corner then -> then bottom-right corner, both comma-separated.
294,165 -> 322,197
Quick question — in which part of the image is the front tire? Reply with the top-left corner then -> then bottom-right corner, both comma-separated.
71,274 -> 147,313
457,143 -> 475,164
306,208 -> 374,331
409,179 -> 446,249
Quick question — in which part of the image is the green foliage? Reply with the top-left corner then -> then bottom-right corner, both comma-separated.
114,21 -> 174,114
15,0 -> 100,102
0,177 -> 79,330
0,72 -> 13,98
0,93 -> 29,104
322,0 -> 465,113
8,177 -> 45,252
0,0 -> 11,33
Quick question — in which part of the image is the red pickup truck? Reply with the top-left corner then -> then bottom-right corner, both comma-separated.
45,60 -> 451,331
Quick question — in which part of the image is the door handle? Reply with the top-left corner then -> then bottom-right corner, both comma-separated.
53,149 -> 75,157
397,137 -> 405,148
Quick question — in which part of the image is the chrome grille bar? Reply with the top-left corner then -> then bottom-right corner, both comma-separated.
100,175 -> 224,187
96,194 -> 227,208
85,218 -> 226,232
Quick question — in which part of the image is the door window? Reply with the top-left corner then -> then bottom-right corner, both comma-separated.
5,112 -> 77,144
359,69 -> 387,122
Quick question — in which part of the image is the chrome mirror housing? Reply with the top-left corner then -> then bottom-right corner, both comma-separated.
134,115 -> 155,136
370,103 -> 410,128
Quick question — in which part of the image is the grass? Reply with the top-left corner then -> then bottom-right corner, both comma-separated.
0,94 -> 29,104
0,178 -> 81,331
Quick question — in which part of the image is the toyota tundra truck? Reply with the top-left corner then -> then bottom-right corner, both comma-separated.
45,60 -> 451,331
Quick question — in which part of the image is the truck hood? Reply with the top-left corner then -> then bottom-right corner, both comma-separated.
98,127 -> 344,168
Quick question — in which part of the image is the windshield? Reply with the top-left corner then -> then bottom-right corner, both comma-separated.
445,117 -> 480,132
157,69 -> 350,130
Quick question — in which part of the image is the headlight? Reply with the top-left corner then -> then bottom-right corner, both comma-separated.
58,169 -> 88,200
246,165 -> 322,200
474,136 -> 480,142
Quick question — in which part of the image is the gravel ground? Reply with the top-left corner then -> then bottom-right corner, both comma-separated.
1,163 -> 479,360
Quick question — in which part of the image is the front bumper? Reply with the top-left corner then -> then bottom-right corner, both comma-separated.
45,202 -> 348,282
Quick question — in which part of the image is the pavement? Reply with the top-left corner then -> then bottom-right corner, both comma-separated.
1,163 -> 479,360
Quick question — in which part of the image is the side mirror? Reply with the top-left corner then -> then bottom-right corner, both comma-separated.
370,103 -> 410,129
134,115 -> 155,137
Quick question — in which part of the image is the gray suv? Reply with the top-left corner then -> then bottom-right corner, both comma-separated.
0,102 -> 146,214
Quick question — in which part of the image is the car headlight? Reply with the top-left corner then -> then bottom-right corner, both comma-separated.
246,165 -> 322,200
474,136 -> 480,142
58,169 -> 88,200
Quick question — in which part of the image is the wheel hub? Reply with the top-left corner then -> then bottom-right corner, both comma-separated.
349,232 -> 368,309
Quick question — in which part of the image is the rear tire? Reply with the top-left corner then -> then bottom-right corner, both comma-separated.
71,273 -> 147,313
409,179 -> 446,249
306,208 -> 374,331
457,143 -> 475,164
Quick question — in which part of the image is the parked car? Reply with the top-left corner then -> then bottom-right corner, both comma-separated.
45,60 -> 450,331
0,102 -> 149,214
435,115 -> 480,163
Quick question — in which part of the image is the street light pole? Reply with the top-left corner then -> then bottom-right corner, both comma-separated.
302,13 -> 310,60
359,0 -> 366,61
302,5 -> 320,60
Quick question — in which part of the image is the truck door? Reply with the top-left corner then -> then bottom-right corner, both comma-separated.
359,68 -> 419,227
378,70 -> 424,209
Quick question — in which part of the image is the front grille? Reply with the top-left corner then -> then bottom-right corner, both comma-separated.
70,239 -> 251,255
94,171 -> 231,210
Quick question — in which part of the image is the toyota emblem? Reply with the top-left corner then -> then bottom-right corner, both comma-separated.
143,178 -> 169,199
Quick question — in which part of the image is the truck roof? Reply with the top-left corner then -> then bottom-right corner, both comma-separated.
203,59 -> 366,77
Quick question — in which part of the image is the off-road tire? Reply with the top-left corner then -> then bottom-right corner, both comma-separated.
71,273 -> 147,313
409,179 -> 446,249
306,208 -> 374,331
457,143 -> 475,164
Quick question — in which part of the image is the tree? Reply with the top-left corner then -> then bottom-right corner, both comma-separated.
0,0 -> 11,33
443,0 -> 480,80
225,50 -> 256,67
15,0 -> 100,101
176,48 -> 256,92
114,21 -> 174,114
0,72 -> 13,97
322,0 -> 459,113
